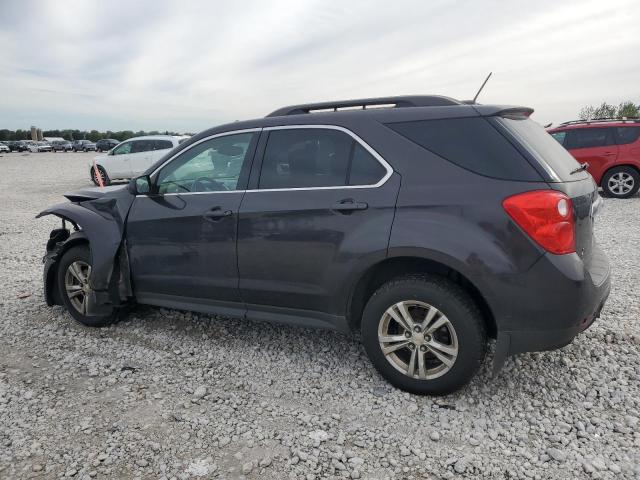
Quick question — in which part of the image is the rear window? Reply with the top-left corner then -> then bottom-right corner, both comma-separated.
387,117 -> 542,181
496,118 -> 588,182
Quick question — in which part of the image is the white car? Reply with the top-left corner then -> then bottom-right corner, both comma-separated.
26,141 -> 52,153
0,143 -> 9,153
90,135 -> 186,185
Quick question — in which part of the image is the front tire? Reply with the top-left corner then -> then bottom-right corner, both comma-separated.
91,165 -> 110,186
56,245 -> 117,327
361,275 -> 486,395
601,166 -> 640,198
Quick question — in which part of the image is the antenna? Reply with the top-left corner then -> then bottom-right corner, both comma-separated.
472,72 -> 492,104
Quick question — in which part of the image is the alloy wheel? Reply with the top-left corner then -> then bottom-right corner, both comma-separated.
64,260 -> 92,315
378,300 -> 458,380
608,172 -> 634,196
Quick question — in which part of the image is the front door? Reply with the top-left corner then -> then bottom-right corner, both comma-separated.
566,127 -> 618,181
126,131 -> 259,312
237,126 -> 400,322
108,140 -> 134,178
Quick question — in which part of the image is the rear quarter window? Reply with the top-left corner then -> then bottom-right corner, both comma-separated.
386,117 -> 542,181
615,126 -> 640,145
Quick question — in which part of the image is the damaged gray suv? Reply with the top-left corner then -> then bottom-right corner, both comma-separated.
38,95 -> 610,395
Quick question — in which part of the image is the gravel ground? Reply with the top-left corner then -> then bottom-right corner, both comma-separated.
0,151 -> 638,480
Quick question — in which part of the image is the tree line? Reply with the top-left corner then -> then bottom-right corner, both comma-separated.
0,129 -> 193,142
579,101 -> 639,120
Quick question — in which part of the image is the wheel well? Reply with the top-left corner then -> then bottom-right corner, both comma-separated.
347,256 -> 497,338
601,164 -> 640,184
46,237 -> 90,306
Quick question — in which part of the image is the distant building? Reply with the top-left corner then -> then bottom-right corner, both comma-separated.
43,137 -> 65,143
31,126 -> 37,141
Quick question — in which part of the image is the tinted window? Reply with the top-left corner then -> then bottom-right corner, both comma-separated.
154,140 -> 173,150
550,131 -> 567,145
566,128 -> 612,149
497,118 -> 587,182
388,117 -> 542,181
157,133 -> 255,194
348,143 -> 386,185
259,129 -> 352,189
615,127 -> 640,145
131,140 -> 153,153
112,142 -> 132,155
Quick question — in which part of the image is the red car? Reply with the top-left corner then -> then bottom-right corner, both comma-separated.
548,119 -> 640,198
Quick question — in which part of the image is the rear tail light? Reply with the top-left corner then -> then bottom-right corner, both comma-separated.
502,190 -> 575,255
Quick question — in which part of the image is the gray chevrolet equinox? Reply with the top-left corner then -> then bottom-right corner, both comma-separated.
38,96 -> 610,394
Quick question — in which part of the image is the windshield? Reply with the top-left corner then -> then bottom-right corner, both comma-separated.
496,118 -> 589,182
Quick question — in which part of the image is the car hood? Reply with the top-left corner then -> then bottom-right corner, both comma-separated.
63,185 -> 127,202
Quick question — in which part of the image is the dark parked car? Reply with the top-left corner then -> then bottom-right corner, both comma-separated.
95,138 -> 120,152
52,140 -> 73,152
8,140 -> 29,152
38,95 -> 610,394
72,140 -> 97,152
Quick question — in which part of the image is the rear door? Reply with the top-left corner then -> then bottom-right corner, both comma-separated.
237,126 -> 399,323
565,127 -> 618,184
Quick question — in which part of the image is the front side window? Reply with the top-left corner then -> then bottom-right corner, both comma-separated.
615,127 -> 640,145
566,128 -> 613,149
550,131 -> 567,145
112,142 -> 132,155
156,132 -> 255,194
258,128 -> 386,189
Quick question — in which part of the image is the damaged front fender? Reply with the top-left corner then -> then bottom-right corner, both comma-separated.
37,186 -> 136,314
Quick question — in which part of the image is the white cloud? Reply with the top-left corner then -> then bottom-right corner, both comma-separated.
0,0 -> 638,132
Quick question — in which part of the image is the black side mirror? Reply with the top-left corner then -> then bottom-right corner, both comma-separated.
129,175 -> 151,195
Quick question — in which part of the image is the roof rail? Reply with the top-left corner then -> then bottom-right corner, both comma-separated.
266,95 -> 462,117
559,117 -> 640,126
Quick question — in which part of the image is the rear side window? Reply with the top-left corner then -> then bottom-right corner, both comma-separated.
615,127 -> 640,145
154,140 -> 174,150
259,128 -> 386,189
387,117 -> 542,181
348,143 -> 386,185
130,140 -> 150,153
565,128 -> 613,149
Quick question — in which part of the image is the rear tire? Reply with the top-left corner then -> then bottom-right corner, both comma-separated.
601,166 -> 640,198
56,245 -> 117,327
91,165 -> 110,186
361,274 -> 486,395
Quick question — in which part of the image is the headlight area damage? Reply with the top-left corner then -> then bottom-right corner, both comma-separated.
36,186 -> 135,316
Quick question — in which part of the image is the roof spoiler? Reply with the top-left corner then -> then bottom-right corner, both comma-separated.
493,107 -> 534,120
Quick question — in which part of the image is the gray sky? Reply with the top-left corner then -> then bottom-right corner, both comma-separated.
0,0 -> 638,132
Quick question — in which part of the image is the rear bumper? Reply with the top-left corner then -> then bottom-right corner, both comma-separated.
491,242 -> 611,372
